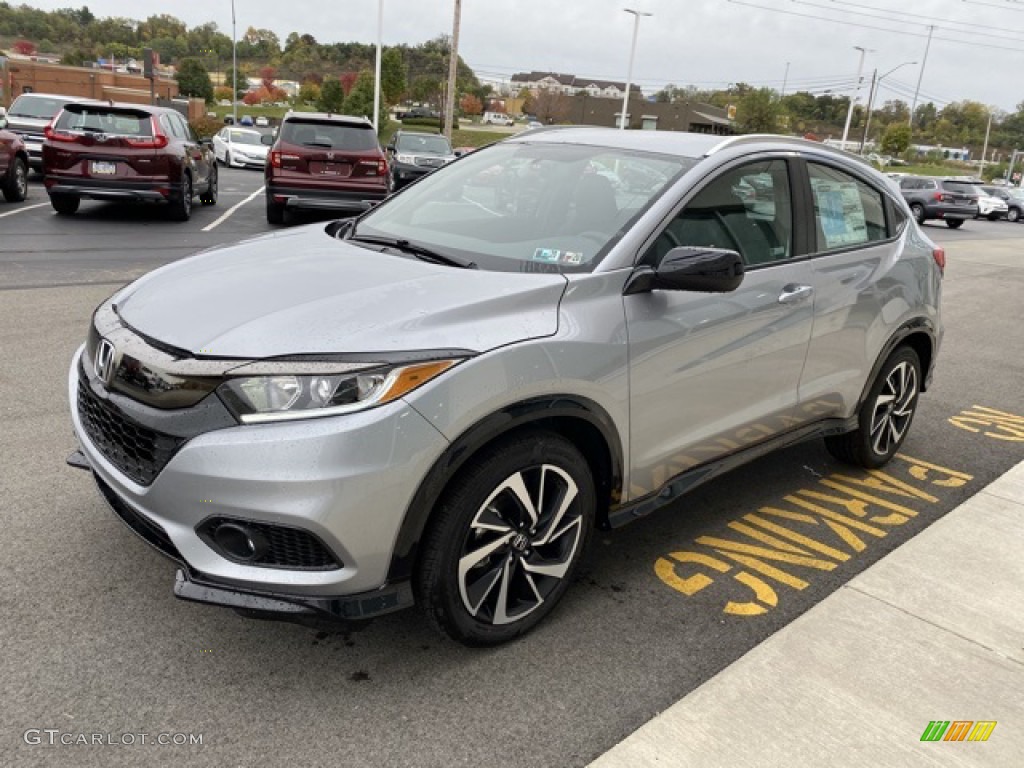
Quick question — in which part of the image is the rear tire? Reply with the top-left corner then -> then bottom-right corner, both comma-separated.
946,218 -> 963,229
168,173 -> 192,221
199,165 -> 218,206
415,431 -> 595,646
266,196 -> 285,225
2,157 -> 28,202
1008,207 -> 1021,223
50,193 -> 79,215
910,203 -> 925,224
825,346 -> 921,469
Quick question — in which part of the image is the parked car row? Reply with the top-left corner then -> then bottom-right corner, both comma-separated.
894,174 -> 1020,227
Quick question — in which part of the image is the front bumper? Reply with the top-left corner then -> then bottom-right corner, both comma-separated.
68,344 -> 447,607
391,161 -> 441,185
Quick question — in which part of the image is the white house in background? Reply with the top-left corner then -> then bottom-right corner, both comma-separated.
510,71 -> 642,100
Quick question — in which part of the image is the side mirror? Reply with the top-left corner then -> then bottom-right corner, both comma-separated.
261,134 -> 274,145
624,246 -> 745,295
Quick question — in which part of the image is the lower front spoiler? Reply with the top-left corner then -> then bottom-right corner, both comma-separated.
69,449 -> 415,626
174,568 -> 414,625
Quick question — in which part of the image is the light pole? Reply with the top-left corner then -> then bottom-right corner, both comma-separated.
908,25 -> 934,130
231,0 -> 237,126
620,8 -> 651,130
979,109 -> 993,180
840,46 -> 869,150
373,0 -> 382,132
781,61 -> 791,98
859,61 -> 916,153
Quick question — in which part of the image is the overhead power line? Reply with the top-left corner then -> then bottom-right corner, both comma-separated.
826,0 -> 1024,36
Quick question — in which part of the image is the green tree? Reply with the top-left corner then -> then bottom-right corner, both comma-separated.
223,66 -> 246,100
343,69 -> 377,121
298,81 -> 321,104
317,77 -> 345,113
175,57 -> 213,102
735,88 -> 781,134
880,122 -> 912,156
380,47 -> 406,105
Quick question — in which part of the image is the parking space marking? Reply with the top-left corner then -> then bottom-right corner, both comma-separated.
201,186 -> 265,232
949,405 -> 1024,442
0,202 -> 49,219
654,454 -> 973,616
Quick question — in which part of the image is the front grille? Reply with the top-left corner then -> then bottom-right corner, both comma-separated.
197,517 -> 342,571
77,380 -> 185,486
414,157 -> 444,168
94,474 -> 183,562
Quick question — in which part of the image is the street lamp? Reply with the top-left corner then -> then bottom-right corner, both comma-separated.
858,61 -> 916,153
840,45 -> 870,149
620,8 -> 651,130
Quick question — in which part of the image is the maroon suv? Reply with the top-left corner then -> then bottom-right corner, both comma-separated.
42,101 -> 217,220
265,112 -> 389,224
0,128 -> 29,203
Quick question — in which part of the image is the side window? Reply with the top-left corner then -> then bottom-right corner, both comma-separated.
644,159 -> 793,267
173,114 -> 195,141
160,114 -> 182,139
808,163 -> 888,250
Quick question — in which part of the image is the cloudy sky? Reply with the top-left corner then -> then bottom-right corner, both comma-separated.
26,0 -> 1024,113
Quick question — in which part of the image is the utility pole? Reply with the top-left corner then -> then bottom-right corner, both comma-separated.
781,61 -> 791,98
443,0 -> 461,141
979,109 -> 993,180
841,46 -> 868,150
859,68 -> 877,153
373,0 -> 382,132
231,0 -> 238,126
908,25 -> 934,131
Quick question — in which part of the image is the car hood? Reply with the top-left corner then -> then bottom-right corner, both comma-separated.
233,143 -> 269,157
113,226 -> 567,358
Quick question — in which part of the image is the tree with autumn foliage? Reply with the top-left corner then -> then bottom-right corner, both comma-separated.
11,39 -> 38,56
459,94 -> 483,116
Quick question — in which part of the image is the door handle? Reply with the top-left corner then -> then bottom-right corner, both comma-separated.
778,284 -> 813,304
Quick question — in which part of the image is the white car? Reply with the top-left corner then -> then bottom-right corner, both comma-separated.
482,111 -> 515,127
212,127 -> 271,169
974,186 -> 1009,221
255,116 -> 270,127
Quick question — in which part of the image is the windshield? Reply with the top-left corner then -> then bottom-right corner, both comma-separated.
10,94 -> 67,119
281,119 -> 378,150
353,142 -> 692,273
228,130 -> 263,145
396,134 -> 453,155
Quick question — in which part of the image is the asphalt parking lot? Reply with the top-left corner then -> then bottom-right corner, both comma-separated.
2,172 -> 1023,767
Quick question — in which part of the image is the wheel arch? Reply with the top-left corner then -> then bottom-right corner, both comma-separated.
386,395 -> 624,584
856,318 -> 936,412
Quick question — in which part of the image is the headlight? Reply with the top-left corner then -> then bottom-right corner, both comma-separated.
217,360 -> 458,423
396,153 -> 415,164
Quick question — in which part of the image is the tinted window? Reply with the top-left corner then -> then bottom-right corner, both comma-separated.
9,94 -> 67,119
56,105 -> 153,137
808,163 -> 887,250
175,114 -> 197,141
281,120 -> 378,151
941,181 -> 976,194
159,114 -> 182,139
645,159 -> 793,267
396,134 -> 453,155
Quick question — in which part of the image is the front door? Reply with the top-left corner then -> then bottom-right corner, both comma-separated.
624,157 -> 815,500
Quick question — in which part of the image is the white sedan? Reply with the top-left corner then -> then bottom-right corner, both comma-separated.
212,127 -> 271,169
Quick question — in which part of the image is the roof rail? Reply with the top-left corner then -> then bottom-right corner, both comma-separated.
705,133 -> 873,167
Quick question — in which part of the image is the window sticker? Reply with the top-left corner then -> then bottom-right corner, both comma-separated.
532,248 -> 584,265
810,178 -> 868,248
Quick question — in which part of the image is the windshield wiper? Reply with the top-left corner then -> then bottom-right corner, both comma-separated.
348,234 -> 477,269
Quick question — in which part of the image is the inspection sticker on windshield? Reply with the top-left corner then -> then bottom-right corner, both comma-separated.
533,248 -> 584,265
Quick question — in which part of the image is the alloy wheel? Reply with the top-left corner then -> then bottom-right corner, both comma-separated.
869,361 -> 918,456
458,464 -> 584,625
14,161 -> 27,198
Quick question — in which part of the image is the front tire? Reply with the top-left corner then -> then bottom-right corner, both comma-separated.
825,346 -> 921,469
987,212 -> 1000,221
1008,207 -> 1021,223
416,431 -> 596,646
199,165 -> 218,206
2,157 -> 28,202
50,193 -> 79,215
946,218 -> 963,229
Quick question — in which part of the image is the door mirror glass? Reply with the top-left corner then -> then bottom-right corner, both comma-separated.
626,246 -> 744,295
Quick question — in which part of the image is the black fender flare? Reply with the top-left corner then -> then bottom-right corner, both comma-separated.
855,317 -> 938,412
386,395 -> 624,583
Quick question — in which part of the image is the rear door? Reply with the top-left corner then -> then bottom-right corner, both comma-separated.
172,113 -> 209,188
624,156 -> 815,499
276,118 -> 383,190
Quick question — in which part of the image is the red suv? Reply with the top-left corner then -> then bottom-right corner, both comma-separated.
0,128 -> 29,203
265,112 -> 389,224
42,101 -> 217,220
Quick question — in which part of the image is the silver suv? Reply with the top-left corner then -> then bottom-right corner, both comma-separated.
68,130 -> 943,645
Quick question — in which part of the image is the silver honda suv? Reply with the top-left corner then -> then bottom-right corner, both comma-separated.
68,129 -> 943,646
